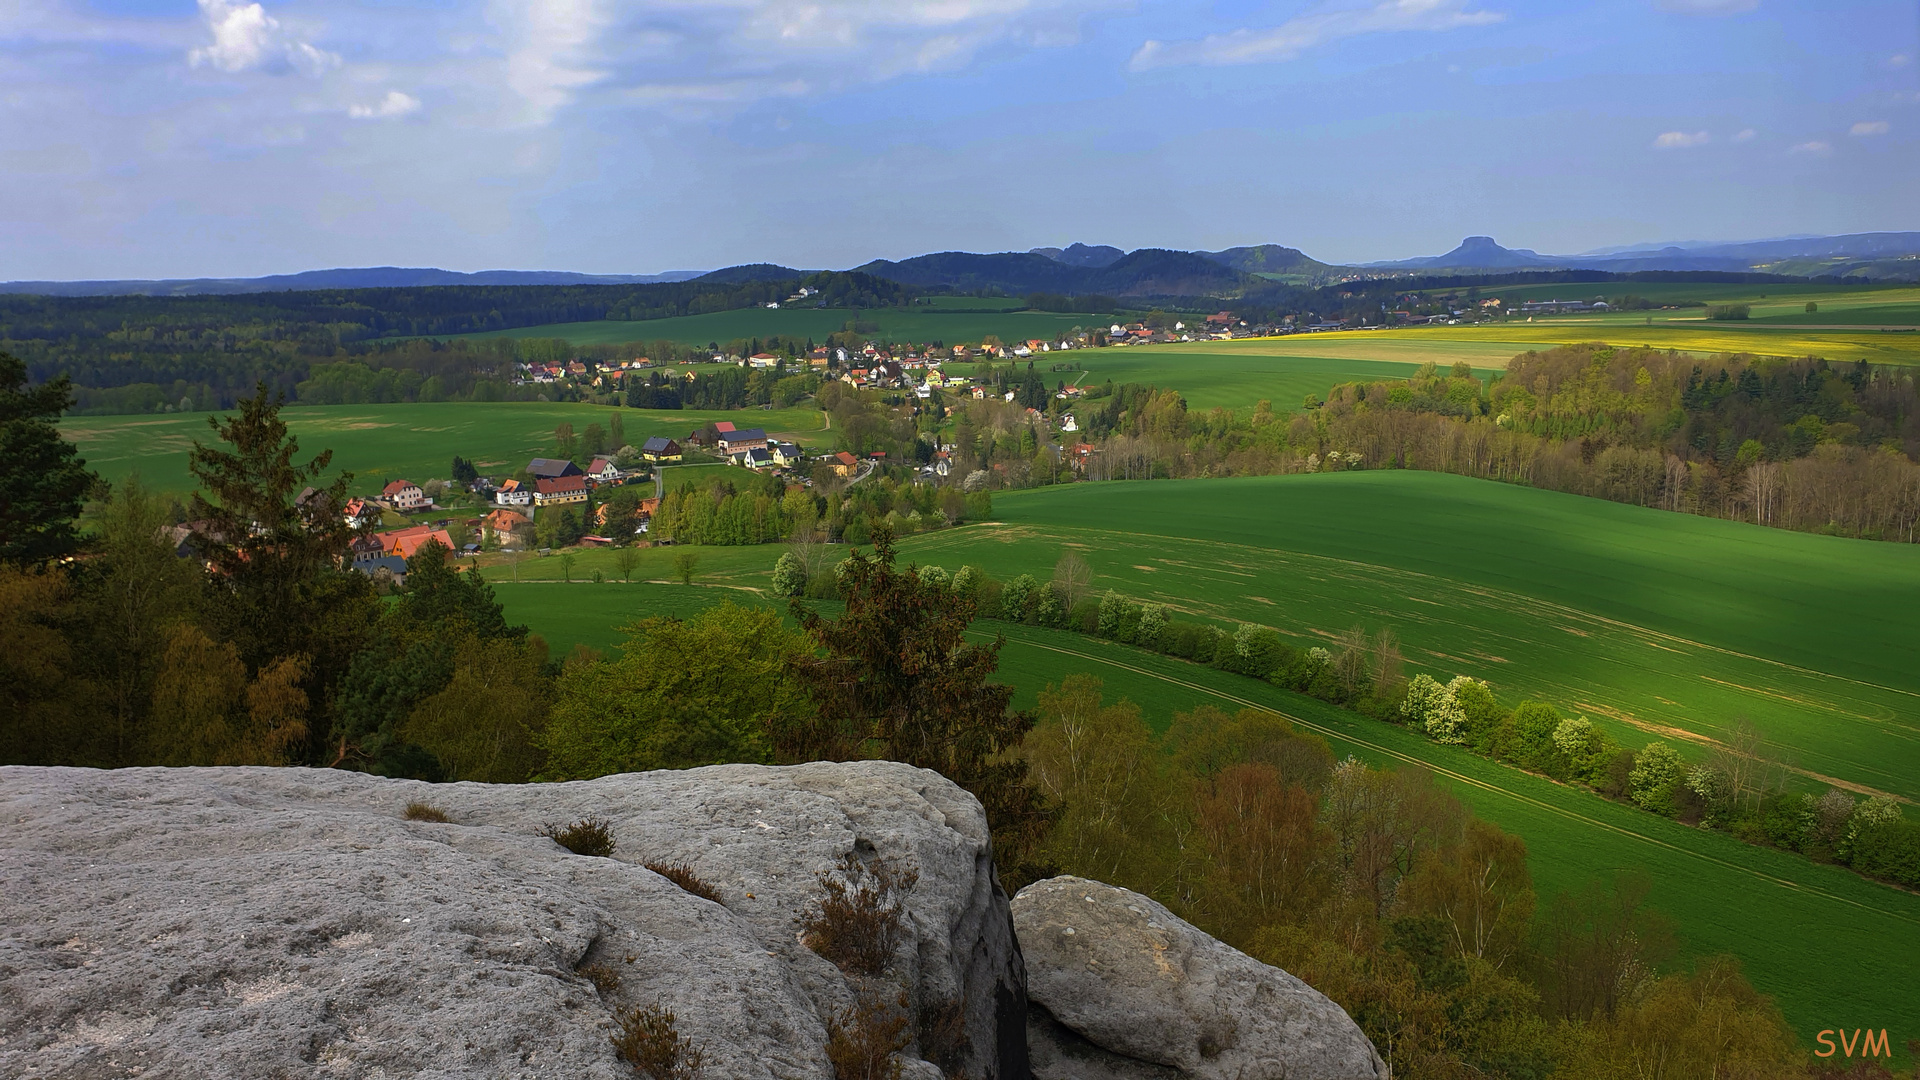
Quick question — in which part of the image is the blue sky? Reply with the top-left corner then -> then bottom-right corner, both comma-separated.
2,0 -> 1915,279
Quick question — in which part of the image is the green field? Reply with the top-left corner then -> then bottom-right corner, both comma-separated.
485,579 -> 1920,1051
436,304 -> 1117,349
61,402 -> 829,498
895,473 -> 1920,805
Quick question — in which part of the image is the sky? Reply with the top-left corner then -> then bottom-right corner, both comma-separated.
2,0 -> 1916,279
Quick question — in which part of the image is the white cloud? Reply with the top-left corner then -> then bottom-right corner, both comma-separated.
1655,0 -> 1757,13
188,0 -> 339,76
1887,54 -> 1911,68
1731,128 -> 1755,142
349,90 -> 421,120
1129,0 -> 1503,71
1849,120 -> 1890,137
1789,140 -> 1831,154
1652,130 -> 1710,149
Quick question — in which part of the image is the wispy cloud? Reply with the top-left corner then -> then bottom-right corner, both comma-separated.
1887,54 -> 1911,68
188,0 -> 339,76
1652,130 -> 1710,149
349,90 -> 421,120
1849,120 -> 1890,137
1731,128 -> 1755,142
1789,140 -> 1831,154
1130,0 -> 1503,71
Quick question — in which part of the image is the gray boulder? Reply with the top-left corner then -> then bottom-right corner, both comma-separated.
1012,876 -> 1385,1080
0,763 -> 1026,1080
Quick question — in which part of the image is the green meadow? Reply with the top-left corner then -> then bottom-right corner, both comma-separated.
898,472 -> 1920,804
485,579 -> 1920,1051
61,401 -> 829,498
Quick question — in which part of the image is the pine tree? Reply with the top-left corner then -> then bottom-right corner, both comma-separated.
0,353 -> 97,565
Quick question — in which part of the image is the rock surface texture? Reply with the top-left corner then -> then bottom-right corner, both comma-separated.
0,763 -> 1026,1080
1013,876 -> 1387,1080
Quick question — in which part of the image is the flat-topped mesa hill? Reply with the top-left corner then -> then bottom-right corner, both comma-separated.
0,763 -> 1383,1080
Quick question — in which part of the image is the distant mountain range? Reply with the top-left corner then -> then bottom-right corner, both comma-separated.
0,266 -> 707,297
7,230 -> 1918,298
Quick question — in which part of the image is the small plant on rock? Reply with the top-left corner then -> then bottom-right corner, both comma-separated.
612,1003 -> 705,1079
802,855 -> 918,977
826,990 -> 910,1080
579,961 -> 622,996
542,817 -> 617,857
644,862 -> 722,904
403,801 -> 451,822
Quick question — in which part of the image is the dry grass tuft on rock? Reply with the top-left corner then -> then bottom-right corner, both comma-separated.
802,855 -> 918,977
826,990 -> 910,1080
403,801 -> 451,822
542,817 -> 616,857
579,961 -> 623,996
612,1003 -> 705,1079
644,862 -> 722,904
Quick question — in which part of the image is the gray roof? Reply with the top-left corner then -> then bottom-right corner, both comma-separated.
718,428 -> 768,442
642,436 -> 677,451
527,457 -> 583,478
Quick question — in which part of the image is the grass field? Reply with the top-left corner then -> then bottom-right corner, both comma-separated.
961,351 -> 1441,412
61,402 -> 830,498
485,579 -> 1920,1052
893,473 -> 1920,805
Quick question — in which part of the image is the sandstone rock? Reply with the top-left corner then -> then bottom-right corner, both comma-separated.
1012,876 -> 1385,1080
0,763 -> 1026,1080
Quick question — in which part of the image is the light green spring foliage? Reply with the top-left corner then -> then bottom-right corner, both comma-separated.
1136,605 -> 1168,649
950,564 -> 979,599
771,551 -> 807,597
1002,574 -> 1039,619
917,564 -> 949,588
1630,742 -> 1685,814
1551,716 -> 1596,757
1850,795 -> 1904,842
540,601 -> 811,779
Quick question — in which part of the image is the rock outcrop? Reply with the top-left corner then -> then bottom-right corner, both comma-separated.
0,763 -> 1026,1080
1013,877 -> 1386,1080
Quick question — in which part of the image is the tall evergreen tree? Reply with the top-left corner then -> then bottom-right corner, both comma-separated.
0,353 -> 96,565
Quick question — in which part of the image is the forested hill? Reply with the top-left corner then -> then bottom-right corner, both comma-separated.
855,248 -> 1262,299
2,270 -> 909,413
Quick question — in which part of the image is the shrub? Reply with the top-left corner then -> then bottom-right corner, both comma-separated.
826,991 -> 910,1080
645,861 -> 722,903
612,1003 -> 705,1079
542,816 -> 617,857
1001,574 -> 1039,623
802,855 -> 919,977
403,801 -> 451,823
1629,743 -> 1683,815
579,961 -> 623,995
1706,303 -> 1751,320
771,551 -> 807,597
1135,604 -> 1167,650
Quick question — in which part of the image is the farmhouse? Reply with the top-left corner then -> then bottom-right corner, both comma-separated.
716,427 -> 769,454
533,475 -> 589,507
375,524 -> 455,560
380,479 -> 426,512
586,456 -> 621,484
831,451 -> 859,477
527,458 -> 583,479
494,479 -> 532,507
736,447 -> 774,469
641,436 -> 682,462
771,442 -> 804,467
485,508 -> 530,542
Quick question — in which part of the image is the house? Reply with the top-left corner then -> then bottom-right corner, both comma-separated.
342,498 -> 383,529
355,554 -> 412,587
485,508 -> 530,542
641,436 -> 682,462
527,458 -> 583,479
715,427 -> 768,454
737,446 -> 774,469
748,352 -> 781,368
348,533 -> 386,563
381,479 -> 426,512
713,421 -> 736,433
494,478 -> 532,507
771,442 -> 804,468
933,452 -> 951,477
1061,414 -> 1078,432
566,361 -> 589,377
831,451 -> 859,477
375,524 -> 456,560
534,475 -> 589,507
586,456 -> 621,484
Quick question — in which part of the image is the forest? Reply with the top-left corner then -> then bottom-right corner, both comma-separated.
1,271 -> 910,413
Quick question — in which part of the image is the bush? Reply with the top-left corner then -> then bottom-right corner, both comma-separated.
645,861 -> 722,903
1629,743 -> 1683,815
542,816 -> 617,857
612,1003 -> 705,1079
1706,303 -> 1751,320
403,801 -> 451,823
801,855 -> 918,977
1847,819 -> 1920,887
579,961 -> 622,995
825,990 -> 910,1080
771,551 -> 807,597
1001,574 -> 1039,623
